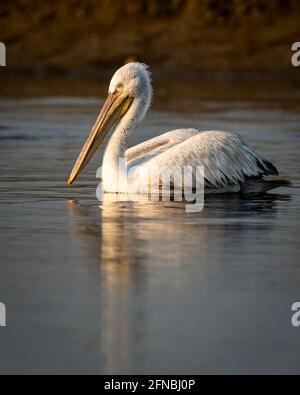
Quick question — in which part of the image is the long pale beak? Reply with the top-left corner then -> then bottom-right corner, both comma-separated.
68,91 -> 133,185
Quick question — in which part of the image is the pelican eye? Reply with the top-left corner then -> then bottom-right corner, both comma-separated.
115,83 -> 124,93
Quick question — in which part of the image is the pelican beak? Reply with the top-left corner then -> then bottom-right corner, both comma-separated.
68,91 -> 133,185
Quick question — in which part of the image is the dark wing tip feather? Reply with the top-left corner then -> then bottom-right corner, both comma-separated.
257,159 -> 279,176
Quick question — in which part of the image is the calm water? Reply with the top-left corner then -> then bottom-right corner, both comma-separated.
0,79 -> 300,374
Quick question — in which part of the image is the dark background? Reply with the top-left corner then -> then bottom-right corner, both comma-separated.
1,0 -> 300,80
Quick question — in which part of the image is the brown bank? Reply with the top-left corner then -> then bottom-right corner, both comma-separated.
1,0 -> 300,80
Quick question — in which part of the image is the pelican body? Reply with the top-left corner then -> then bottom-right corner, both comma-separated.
68,63 -> 287,195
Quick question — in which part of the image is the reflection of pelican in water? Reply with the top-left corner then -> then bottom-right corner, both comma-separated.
66,192 -> 288,373
68,62 -> 289,194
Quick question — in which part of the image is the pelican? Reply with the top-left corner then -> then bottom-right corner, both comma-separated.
68,62 -> 288,195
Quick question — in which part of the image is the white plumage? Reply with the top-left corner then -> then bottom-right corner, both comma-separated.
125,129 -> 278,192
69,62 -> 286,195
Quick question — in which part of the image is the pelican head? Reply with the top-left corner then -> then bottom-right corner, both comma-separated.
68,62 -> 152,185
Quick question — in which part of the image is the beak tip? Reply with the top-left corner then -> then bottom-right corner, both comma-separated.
67,178 -> 73,186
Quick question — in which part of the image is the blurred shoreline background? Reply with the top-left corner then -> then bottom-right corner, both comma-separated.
1,0 -> 300,83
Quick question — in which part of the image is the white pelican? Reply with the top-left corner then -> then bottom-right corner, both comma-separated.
68,62 -> 288,194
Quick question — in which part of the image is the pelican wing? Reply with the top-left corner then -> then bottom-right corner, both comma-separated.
126,129 -> 198,165
128,130 -> 278,188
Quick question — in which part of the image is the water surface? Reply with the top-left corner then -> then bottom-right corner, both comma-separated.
0,79 -> 300,374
